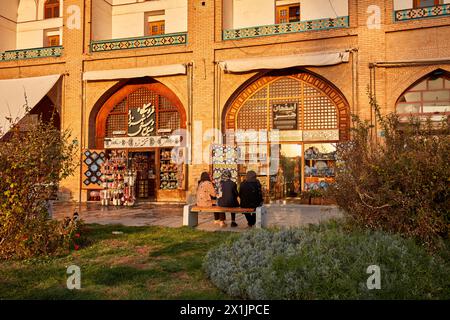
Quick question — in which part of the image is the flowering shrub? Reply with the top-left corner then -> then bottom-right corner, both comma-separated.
329,95 -> 449,248
203,221 -> 450,299
0,120 -> 77,259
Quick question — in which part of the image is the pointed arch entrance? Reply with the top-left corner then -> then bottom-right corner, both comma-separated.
223,70 -> 350,201
90,81 -> 187,202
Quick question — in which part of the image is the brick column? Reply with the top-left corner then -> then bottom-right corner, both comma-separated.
59,0 -> 86,202
355,0 -> 388,126
186,0 -> 217,198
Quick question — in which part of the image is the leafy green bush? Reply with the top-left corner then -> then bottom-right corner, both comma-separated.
0,120 -> 77,259
329,95 -> 449,248
203,221 -> 450,299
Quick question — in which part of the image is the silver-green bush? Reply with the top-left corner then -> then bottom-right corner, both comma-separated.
203,221 -> 450,299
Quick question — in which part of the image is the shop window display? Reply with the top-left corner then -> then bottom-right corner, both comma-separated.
303,144 -> 336,191
160,149 -> 180,190
100,150 -> 136,206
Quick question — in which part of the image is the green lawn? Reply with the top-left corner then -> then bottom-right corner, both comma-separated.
0,224 -> 238,299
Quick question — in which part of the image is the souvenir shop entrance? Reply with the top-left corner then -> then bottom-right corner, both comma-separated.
84,81 -> 187,204
95,147 -> 183,205
129,151 -> 156,200
223,70 -> 350,202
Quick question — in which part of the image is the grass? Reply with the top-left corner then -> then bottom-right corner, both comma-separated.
0,224 -> 238,300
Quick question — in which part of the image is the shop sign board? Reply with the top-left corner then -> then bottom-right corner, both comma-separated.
272,103 -> 298,130
104,135 -> 181,149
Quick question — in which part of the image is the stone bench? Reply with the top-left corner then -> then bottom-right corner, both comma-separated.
182,205 -> 268,228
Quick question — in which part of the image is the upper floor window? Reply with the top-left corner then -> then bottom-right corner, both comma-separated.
148,20 -> 165,36
44,0 -> 60,19
276,4 -> 300,24
44,28 -> 60,47
396,71 -> 450,122
413,0 -> 441,8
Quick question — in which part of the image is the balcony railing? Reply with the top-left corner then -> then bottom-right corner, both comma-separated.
223,16 -> 349,40
90,32 -> 188,52
395,3 -> 450,22
0,46 -> 63,62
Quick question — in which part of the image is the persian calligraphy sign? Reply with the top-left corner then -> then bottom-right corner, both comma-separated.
128,103 -> 155,137
272,103 -> 298,130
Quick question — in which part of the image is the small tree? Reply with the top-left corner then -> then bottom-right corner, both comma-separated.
330,94 -> 450,248
0,118 -> 78,259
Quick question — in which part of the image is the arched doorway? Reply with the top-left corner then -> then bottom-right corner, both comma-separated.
223,70 -> 350,201
91,81 -> 187,202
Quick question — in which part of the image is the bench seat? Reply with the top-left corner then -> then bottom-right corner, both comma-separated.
183,204 -> 268,228
190,206 -> 255,213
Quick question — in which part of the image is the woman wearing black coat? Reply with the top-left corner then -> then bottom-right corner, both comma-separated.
239,170 -> 263,227
217,170 -> 239,227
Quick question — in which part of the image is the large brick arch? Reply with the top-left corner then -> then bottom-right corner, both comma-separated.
89,77 -> 186,149
223,69 -> 351,141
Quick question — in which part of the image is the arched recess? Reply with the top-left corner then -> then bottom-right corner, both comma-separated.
223,69 -> 350,141
395,69 -> 450,122
93,79 -> 186,149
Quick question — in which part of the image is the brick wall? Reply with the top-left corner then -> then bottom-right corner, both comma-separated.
1,0 -> 449,202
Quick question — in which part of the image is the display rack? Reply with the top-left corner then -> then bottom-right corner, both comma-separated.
303,146 -> 336,191
100,150 -> 136,206
159,149 -> 178,190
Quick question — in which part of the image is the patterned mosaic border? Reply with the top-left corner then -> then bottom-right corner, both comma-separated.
0,46 -> 63,62
90,32 -> 188,52
395,4 -> 450,21
223,16 -> 349,40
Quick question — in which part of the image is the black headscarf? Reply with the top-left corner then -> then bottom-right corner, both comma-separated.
246,170 -> 257,182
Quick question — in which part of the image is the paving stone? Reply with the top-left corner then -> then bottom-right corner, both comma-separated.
52,202 -> 344,233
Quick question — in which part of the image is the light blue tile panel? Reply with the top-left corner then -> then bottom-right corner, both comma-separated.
0,46 -> 63,62
395,4 -> 450,21
223,16 -> 349,40
90,32 -> 188,52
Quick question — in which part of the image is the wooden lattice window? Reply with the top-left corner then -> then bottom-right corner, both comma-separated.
276,5 -> 300,24
148,20 -> 165,36
235,76 -> 338,132
237,100 -> 268,130
47,35 -> 60,47
104,87 -> 181,138
44,0 -> 60,19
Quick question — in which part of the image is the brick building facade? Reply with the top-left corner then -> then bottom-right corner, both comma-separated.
1,0 -> 449,203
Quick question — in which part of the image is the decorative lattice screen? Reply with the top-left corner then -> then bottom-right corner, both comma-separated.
236,76 -> 338,132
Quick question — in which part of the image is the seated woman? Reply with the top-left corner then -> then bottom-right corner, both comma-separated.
196,172 -> 225,227
217,170 -> 239,227
238,171 -> 263,228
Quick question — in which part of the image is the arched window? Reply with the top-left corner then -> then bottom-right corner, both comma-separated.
396,70 -> 450,122
223,71 -> 350,198
44,0 -> 60,19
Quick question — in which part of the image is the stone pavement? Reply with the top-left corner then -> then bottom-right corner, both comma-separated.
52,201 -> 343,233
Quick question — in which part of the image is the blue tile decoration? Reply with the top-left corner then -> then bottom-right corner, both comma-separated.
223,16 -> 349,40
90,33 -> 187,52
395,4 -> 450,21
0,46 -> 63,62
82,150 -> 106,187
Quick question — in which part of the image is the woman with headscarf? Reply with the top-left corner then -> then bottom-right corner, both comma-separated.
196,172 -> 224,226
239,170 -> 263,228
217,170 -> 239,227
